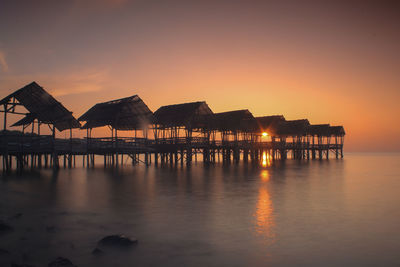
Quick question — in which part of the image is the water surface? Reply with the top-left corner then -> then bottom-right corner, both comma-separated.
1,153 -> 399,266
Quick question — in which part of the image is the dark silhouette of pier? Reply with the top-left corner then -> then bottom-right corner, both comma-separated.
0,82 -> 345,172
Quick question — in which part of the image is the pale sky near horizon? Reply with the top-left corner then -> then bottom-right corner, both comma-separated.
0,0 -> 399,151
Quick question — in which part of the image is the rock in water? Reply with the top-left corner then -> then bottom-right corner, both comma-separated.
98,235 -> 138,247
48,257 -> 77,267
91,248 -> 104,255
0,221 -> 13,232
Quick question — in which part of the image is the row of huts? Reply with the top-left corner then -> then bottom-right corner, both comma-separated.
1,82 -> 345,170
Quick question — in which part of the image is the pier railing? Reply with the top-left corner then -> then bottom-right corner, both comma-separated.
1,133 -> 344,172
1,135 -> 343,155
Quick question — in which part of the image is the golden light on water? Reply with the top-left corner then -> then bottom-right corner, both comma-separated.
261,170 -> 269,181
262,151 -> 272,167
254,184 -> 275,240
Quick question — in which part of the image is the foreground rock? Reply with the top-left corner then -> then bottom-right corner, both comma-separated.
48,257 -> 77,267
98,235 -> 138,248
0,221 -> 13,232
91,248 -> 104,255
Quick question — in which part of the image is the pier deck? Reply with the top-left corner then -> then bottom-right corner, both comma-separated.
1,133 -> 343,171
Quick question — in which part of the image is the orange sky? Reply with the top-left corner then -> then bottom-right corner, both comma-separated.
1,0 -> 399,151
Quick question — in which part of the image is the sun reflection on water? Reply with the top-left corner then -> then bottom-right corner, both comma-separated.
261,170 -> 269,181
262,151 -> 272,167
254,169 -> 275,242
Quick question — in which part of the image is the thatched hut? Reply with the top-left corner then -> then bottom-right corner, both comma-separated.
211,109 -> 258,142
329,126 -> 345,146
78,95 -> 154,138
277,119 -> 309,136
307,124 -> 331,136
275,119 -> 310,144
153,101 -> 213,140
0,82 -> 80,136
255,115 -> 286,137
329,126 -> 345,136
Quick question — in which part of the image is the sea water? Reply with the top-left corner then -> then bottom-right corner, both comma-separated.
1,153 -> 399,266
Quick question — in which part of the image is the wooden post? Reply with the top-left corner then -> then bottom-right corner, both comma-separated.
3,104 -> 7,130
69,128 -> 72,168
180,149 -> 184,165
45,154 -> 49,168
52,125 -> 59,169
86,128 -> 90,167
115,128 -> 119,167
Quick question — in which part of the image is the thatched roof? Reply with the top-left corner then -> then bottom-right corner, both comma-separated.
0,82 -> 80,131
78,95 -> 153,130
307,124 -> 331,136
277,119 -> 310,136
154,101 -> 213,129
256,115 -> 285,136
212,109 -> 258,132
329,126 -> 346,136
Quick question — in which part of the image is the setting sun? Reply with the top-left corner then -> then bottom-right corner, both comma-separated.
262,132 -> 268,137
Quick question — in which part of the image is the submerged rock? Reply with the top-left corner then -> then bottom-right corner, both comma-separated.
98,235 -> 137,248
48,257 -> 77,267
0,221 -> 13,232
91,248 -> 104,255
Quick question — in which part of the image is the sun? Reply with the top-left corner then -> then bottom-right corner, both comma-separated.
262,132 -> 268,137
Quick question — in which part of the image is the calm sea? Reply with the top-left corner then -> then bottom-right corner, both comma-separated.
1,153 -> 400,266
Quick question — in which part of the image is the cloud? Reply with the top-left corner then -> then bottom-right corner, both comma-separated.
46,70 -> 110,97
0,68 -> 110,97
0,50 -> 9,72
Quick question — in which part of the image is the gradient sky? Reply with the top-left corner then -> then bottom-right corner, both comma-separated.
0,0 -> 399,151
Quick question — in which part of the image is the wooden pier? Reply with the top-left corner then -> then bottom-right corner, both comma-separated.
1,82 -> 345,172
